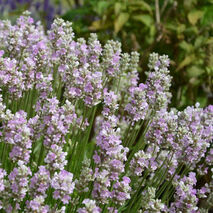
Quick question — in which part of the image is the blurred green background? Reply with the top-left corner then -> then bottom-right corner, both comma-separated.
1,0 -> 213,109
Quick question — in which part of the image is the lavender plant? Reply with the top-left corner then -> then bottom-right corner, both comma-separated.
0,12 -> 212,213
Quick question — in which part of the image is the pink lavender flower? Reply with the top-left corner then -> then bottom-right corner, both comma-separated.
44,144 -> 67,171
130,147 -> 158,177
34,97 -> 78,147
78,199 -> 101,213
102,40 -> 121,77
6,111 -> 32,163
8,161 -> 32,202
125,83 -> 148,122
176,104 -> 212,167
112,176 -> 131,205
170,173 -> 198,213
75,159 -> 94,193
30,166 -> 50,196
0,168 -> 6,193
117,52 -> 139,97
51,170 -> 75,204
25,196 -> 49,213
140,187 -> 165,212
0,57 -> 23,98
92,91 -> 130,206
145,53 -> 172,111
146,109 -> 178,149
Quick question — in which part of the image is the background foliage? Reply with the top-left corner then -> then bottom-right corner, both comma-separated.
1,0 -> 213,109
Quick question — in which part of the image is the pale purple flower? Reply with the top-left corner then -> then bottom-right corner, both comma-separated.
25,196 -> 49,213
78,199 -> 101,213
8,161 -> 32,202
0,168 -> 6,192
30,166 -> 50,196
51,170 -> 75,204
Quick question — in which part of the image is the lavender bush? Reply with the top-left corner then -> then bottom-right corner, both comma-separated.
0,12 -> 212,213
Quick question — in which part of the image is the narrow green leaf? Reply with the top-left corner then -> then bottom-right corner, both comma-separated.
187,65 -> 204,78
179,41 -> 194,53
188,10 -> 204,25
96,1 -> 111,16
206,37 -> 213,44
177,54 -> 195,71
129,1 -> 152,13
201,6 -> 213,25
132,14 -> 153,26
194,36 -> 204,48
114,12 -> 129,34
114,2 -> 123,16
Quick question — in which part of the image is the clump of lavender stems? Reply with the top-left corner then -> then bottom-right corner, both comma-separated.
0,12 -> 212,213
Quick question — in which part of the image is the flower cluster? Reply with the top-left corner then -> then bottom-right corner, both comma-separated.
5,111 -> 31,163
78,199 -> 101,213
146,53 -> 172,111
8,160 -> 32,203
130,149 -> 157,176
169,173 -> 198,213
92,97 -> 130,206
140,187 -> 165,212
51,170 -> 75,204
30,166 -> 50,197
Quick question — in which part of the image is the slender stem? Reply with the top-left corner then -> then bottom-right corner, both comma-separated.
160,0 -> 169,15
66,0 -> 73,9
1,142 -> 6,164
126,170 -> 149,212
2,143 -> 8,169
156,163 -> 184,199
123,122 -> 132,146
155,0 -> 161,27
37,142 -> 45,166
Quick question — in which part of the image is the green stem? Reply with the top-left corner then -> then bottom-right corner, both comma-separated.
156,163 -> 184,199
126,170 -> 149,213
37,142 -> 45,166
